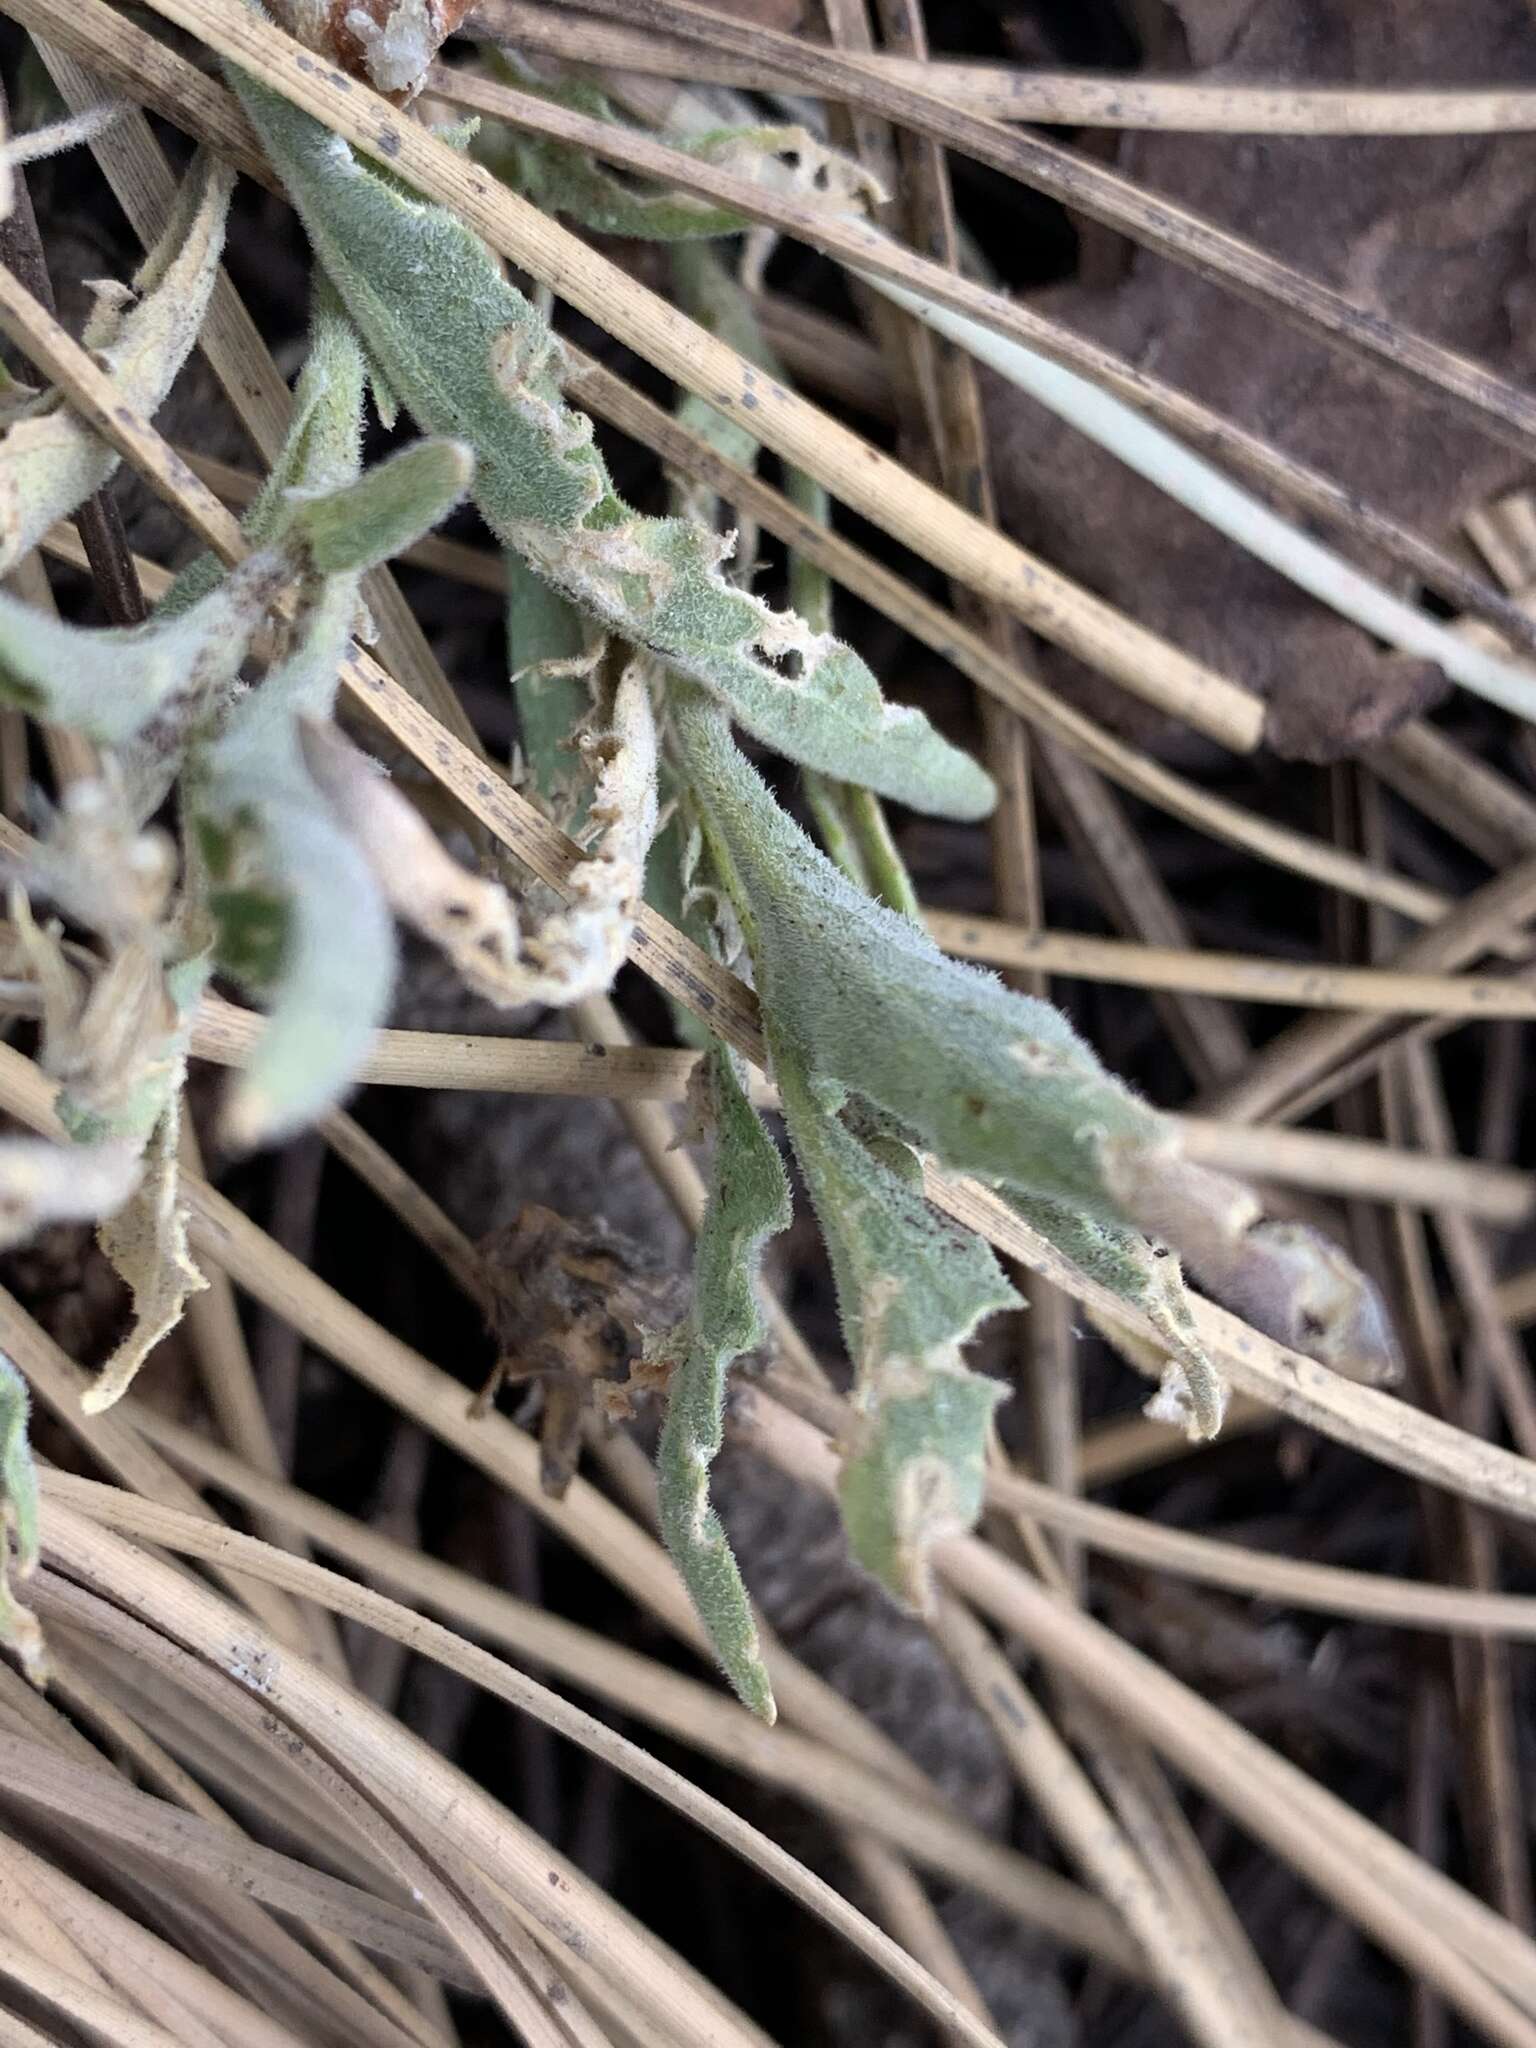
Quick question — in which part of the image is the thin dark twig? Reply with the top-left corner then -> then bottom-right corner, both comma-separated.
1409,1675 -> 1454,2048
252,1131 -> 328,1471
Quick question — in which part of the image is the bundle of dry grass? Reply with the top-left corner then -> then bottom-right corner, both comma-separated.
0,0 -> 1532,2043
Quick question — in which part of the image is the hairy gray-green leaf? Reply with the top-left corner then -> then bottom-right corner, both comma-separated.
683,689 -> 1395,1428
669,243 -> 921,919
0,1355 -> 45,1685
506,551 -> 595,816
287,435 -> 473,577
658,1045 -> 790,1720
477,68 -> 750,241
0,549 -> 285,745
244,284 -> 366,547
208,776 -> 395,1149
679,687 -> 1173,1219
1008,1190 -> 1221,1430
0,151 -> 232,573
195,759 -> 393,1152
230,73 -> 993,822
775,1048 -> 1013,1603
153,286 -> 365,622
675,685 -> 1233,1431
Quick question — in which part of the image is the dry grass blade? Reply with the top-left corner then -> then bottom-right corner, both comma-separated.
473,4 -> 1536,132
108,1366 -> 1536,2023
0,1278 -> 319,1655
768,1371 -> 1536,1638
177,1116 -> 350,1677
0,0 -> 1474,930
37,1578 -> 616,2048
0,1929 -> 195,2048
320,1108 -> 489,1307
932,1171 -> 1536,1524
68,0 -> 1267,752
1199,854 -> 1536,1125
1374,719 -> 1536,869
177,999 -> 1532,1220
85,1413 -> 1141,1969
924,911 -> 1536,1018
36,1486 -> 1025,2048
425,57 -> 1536,665
0,1730 -> 471,1985
928,1594 -> 1289,2048
566,0 -> 1536,460
743,1399 -> 1536,2048
0,1644 -> 452,2047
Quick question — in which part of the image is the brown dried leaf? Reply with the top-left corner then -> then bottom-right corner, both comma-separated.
84,1096 -> 206,1414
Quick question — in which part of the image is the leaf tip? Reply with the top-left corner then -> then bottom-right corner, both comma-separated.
837,1364 -> 1006,1609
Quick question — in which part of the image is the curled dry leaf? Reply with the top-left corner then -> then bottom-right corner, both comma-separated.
299,652 -> 658,1009
0,151 -> 232,576
0,1356 -> 46,1686
6,798 -> 209,1413
57,941 -> 209,1414
83,1095 -> 206,1414
11,883 -> 186,1146
1102,1145 -> 1402,1388
297,717 -> 521,983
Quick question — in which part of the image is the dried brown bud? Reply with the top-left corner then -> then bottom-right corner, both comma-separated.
473,1203 -> 679,1496
265,0 -> 471,101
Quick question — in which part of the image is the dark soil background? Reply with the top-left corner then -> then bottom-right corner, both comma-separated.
5,1 -> 1536,2042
